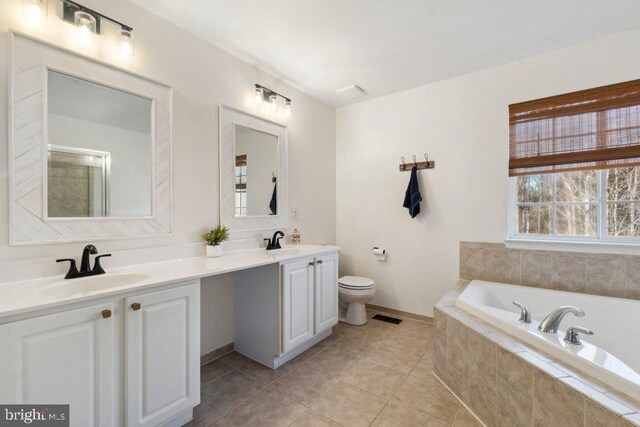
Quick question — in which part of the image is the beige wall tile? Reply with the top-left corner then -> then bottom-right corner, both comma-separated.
521,252 -> 552,288
448,365 -> 470,403
446,317 -> 469,375
625,258 -> 640,300
586,256 -> 626,297
492,248 -> 521,285
551,252 -> 587,293
468,385 -> 496,426
434,309 -> 447,357
586,400 -> 630,427
496,348 -> 533,427
468,331 -> 497,401
460,246 -> 492,281
533,370 -> 585,427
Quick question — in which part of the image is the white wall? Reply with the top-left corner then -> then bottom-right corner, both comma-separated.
0,0 -> 336,355
336,27 -> 640,317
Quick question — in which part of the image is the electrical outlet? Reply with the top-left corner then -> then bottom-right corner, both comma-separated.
292,208 -> 299,222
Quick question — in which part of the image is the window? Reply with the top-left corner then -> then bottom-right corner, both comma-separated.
235,155 -> 247,217
509,79 -> 640,243
515,167 -> 640,239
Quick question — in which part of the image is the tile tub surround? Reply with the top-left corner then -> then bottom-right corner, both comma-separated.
435,280 -> 640,427
460,242 -> 640,299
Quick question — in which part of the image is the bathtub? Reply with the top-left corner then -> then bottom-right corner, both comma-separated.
455,280 -> 640,402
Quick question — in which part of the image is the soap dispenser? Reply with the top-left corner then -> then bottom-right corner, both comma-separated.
291,227 -> 301,245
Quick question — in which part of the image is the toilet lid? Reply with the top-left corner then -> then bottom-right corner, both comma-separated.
338,276 -> 375,289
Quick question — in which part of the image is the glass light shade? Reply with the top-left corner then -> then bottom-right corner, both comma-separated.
74,11 -> 97,39
284,101 -> 292,117
23,0 -> 47,25
118,29 -> 135,57
269,94 -> 277,112
254,87 -> 264,105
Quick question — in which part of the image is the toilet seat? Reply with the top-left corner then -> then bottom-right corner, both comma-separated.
338,276 -> 375,290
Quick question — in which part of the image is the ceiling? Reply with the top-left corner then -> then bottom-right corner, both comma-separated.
129,0 -> 640,107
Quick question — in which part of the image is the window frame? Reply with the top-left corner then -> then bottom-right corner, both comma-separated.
508,169 -> 640,247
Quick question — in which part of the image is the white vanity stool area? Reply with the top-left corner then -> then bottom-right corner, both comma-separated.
0,245 -> 340,427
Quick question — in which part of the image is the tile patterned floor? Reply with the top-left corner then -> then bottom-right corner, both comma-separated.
188,310 -> 481,427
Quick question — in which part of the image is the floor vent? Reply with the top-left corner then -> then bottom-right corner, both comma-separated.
372,314 -> 402,324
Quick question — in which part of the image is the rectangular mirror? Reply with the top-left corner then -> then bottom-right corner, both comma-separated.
47,70 -> 153,218
220,106 -> 288,233
10,33 -> 172,245
234,125 -> 279,217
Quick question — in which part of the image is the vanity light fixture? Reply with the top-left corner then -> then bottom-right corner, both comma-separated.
61,0 -> 135,56
254,84 -> 292,117
22,0 -> 47,26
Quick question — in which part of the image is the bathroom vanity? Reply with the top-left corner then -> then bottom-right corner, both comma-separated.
0,245 -> 339,427
1,31 -> 339,427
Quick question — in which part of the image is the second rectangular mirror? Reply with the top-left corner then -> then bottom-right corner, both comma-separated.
234,125 -> 279,217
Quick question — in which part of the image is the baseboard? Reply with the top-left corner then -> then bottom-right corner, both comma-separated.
366,303 -> 433,323
200,342 -> 234,365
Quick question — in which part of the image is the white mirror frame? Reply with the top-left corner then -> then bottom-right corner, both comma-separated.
219,105 -> 288,232
8,31 -> 173,245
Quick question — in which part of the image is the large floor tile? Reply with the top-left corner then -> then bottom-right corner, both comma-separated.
271,366 -> 339,405
343,359 -> 406,399
201,371 -> 265,415
410,348 -> 435,381
391,375 -> 460,425
371,402 -> 446,426
312,382 -> 387,427
365,344 -> 423,373
201,360 -> 234,385
333,331 -> 383,356
225,388 -> 305,426
289,410 -> 342,427
302,347 -> 361,379
185,403 -> 222,427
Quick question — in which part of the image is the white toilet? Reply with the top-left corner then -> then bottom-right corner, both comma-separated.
338,276 -> 376,325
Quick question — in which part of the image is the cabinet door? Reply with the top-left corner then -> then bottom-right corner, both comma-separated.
0,303 -> 115,427
282,258 -> 314,353
125,283 -> 200,427
314,253 -> 339,334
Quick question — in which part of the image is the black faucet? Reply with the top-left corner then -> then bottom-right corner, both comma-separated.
57,245 -> 112,279
264,231 -> 285,250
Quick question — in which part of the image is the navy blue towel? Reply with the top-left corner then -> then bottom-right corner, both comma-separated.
403,166 -> 422,218
269,183 -> 277,215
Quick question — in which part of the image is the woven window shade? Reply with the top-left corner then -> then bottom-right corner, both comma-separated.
509,79 -> 640,176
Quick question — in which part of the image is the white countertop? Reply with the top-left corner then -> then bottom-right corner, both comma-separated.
0,244 -> 340,320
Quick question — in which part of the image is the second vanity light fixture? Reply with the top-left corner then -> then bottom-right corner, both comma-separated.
254,84 -> 292,117
62,0 -> 135,56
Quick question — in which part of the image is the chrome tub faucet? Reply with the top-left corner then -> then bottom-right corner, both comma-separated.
512,301 -> 532,323
564,326 -> 594,345
538,306 -> 585,333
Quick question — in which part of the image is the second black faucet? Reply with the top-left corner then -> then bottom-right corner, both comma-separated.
57,244 -> 111,279
265,231 -> 285,250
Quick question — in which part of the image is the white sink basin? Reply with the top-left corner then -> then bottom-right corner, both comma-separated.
40,273 -> 150,298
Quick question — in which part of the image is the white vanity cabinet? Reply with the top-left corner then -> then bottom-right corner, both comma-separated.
125,284 -> 200,427
0,302 -> 116,427
0,281 -> 200,427
235,250 -> 339,368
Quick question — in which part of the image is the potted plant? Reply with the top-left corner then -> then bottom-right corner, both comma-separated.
203,225 -> 229,258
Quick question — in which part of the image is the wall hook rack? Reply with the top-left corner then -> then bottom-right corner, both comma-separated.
399,153 -> 435,171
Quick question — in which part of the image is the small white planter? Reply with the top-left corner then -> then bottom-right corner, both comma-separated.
206,244 -> 222,258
